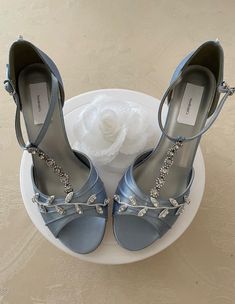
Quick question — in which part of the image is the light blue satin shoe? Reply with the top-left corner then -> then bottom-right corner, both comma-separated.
113,40 -> 235,251
5,37 -> 109,254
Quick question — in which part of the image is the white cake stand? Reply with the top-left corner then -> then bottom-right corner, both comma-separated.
20,89 -> 205,265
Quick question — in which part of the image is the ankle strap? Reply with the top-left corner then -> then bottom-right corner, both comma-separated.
158,76 -> 235,143
5,74 -> 59,149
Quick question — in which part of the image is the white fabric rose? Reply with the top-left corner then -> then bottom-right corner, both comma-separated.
69,94 -> 163,172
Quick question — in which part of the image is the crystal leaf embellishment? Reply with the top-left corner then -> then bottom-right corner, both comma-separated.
150,140 -> 184,199
158,208 -> 169,219
39,205 -> 47,213
150,196 -> 159,207
169,198 -> 179,207
150,189 -> 159,198
138,207 -> 147,217
184,195 -> 191,205
118,204 -> 128,213
104,198 -> 110,206
96,205 -> 103,214
113,194 -> 121,203
160,167 -> 169,177
75,204 -> 83,214
55,206 -> 66,215
32,193 -> 40,204
46,195 -> 55,206
129,196 -> 137,206
87,194 -> 97,205
176,205 -> 185,215
65,191 -> 74,204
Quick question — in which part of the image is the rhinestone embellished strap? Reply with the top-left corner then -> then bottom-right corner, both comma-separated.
32,192 -> 110,215
114,194 -> 190,218
150,139 -> 183,200
28,146 -> 73,194
113,140 -> 188,219
28,146 -> 110,215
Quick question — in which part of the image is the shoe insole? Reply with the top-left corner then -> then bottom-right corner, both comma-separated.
133,65 -> 216,199
18,63 -> 89,197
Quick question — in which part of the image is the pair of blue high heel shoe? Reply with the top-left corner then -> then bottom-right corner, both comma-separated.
5,37 -> 234,253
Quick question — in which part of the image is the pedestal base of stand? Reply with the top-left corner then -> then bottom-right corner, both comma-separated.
20,89 -> 205,265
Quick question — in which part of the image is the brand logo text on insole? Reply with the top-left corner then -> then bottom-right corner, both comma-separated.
177,83 -> 204,126
186,97 -> 192,115
37,95 -> 41,112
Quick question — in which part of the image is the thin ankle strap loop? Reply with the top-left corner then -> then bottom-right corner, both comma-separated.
8,74 -> 59,150
14,92 -> 27,148
158,76 -> 235,143
158,75 -> 183,142
33,75 -> 58,147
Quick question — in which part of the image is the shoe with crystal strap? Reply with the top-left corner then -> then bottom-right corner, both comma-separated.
113,40 -> 234,251
5,37 -> 109,254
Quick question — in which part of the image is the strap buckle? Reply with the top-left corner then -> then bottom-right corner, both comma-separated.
218,81 -> 235,96
24,143 -> 36,151
4,79 -> 16,96
4,63 -> 16,96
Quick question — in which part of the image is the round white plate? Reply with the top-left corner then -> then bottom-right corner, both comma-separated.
20,89 -> 205,265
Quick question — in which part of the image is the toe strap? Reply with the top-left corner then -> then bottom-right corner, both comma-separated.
45,212 -> 83,238
113,165 -> 193,237
30,149 -> 109,238
43,202 -> 108,238
30,159 -> 109,238
32,189 -> 109,238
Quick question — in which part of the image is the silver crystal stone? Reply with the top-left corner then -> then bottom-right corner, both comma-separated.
113,194 -> 121,203
118,204 -> 128,213
158,208 -> 169,218
150,188 -> 159,198
87,194 -> 97,205
150,196 -> 159,207
65,191 -> 74,204
55,206 -> 66,215
46,195 -> 55,206
65,185 -> 73,193
167,151 -> 174,158
129,196 -> 137,206
75,204 -> 83,214
53,166 -> 62,174
184,195 -> 191,205
104,198 -> 110,206
176,205 -> 185,215
156,177 -> 165,185
46,159 -> 56,168
96,205 -> 103,214
38,152 -> 46,160
164,158 -> 173,167
160,167 -> 169,176
28,147 -> 37,154
60,174 -> 69,183
39,205 -> 47,213
169,198 -> 179,207
138,207 -> 147,217
32,193 -> 40,204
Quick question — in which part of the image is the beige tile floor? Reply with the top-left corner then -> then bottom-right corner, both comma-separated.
0,0 -> 235,303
